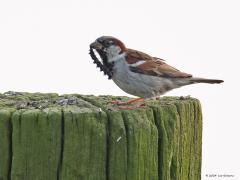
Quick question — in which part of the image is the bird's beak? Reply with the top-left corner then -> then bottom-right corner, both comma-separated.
90,41 -> 103,50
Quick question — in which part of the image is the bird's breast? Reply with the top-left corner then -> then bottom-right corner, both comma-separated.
111,59 -> 178,98
111,60 -> 154,98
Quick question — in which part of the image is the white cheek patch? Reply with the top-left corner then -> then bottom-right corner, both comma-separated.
107,45 -> 126,63
109,45 -> 121,53
107,45 -> 121,56
108,53 -> 126,63
129,60 -> 146,67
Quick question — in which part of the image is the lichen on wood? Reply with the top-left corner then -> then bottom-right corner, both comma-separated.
0,92 -> 202,180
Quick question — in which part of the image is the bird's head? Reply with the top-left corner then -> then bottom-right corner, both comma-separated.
90,36 -> 126,64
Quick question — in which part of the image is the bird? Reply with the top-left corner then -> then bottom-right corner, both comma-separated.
89,36 -> 223,105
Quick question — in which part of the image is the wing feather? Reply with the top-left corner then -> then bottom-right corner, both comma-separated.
126,49 -> 192,78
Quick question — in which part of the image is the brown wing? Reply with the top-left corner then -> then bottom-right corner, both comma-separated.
126,48 -> 165,64
126,49 -> 192,78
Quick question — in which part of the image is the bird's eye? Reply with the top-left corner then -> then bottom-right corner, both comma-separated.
108,40 -> 114,44
104,40 -> 114,47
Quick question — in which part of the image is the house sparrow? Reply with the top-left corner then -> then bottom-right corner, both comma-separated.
89,36 -> 223,103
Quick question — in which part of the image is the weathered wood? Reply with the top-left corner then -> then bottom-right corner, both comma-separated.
11,108 -> 62,180
60,107 -> 108,180
0,109 -> 12,180
0,92 -> 202,180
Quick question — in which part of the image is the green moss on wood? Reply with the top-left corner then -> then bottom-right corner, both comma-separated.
0,109 -> 13,180
106,111 -> 128,180
121,109 -> 158,180
11,108 -> 62,180
60,107 -> 107,180
0,92 -> 202,180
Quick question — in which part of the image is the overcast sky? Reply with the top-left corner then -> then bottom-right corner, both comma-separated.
0,0 -> 239,178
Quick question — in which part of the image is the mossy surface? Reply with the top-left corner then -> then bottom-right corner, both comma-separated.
60,107 -> 108,180
0,109 -> 13,180
0,92 -> 202,180
11,108 -> 62,180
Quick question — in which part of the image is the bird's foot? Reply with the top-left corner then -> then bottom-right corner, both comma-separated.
110,98 -> 144,105
125,98 -> 145,105
110,98 -> 145,109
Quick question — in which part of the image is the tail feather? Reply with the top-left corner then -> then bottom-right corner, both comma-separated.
190,78 -> 224,84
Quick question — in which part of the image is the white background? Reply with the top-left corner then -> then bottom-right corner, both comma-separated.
0,0 -> 239,179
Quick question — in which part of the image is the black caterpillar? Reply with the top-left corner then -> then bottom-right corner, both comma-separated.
89,47 -> 113,79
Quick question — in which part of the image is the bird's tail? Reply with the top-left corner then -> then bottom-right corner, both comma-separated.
190,77 -> 224,84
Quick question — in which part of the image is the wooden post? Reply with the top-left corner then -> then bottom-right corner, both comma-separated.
0,92 -> 202,180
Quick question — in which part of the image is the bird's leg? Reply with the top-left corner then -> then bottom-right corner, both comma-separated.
125,98 -> 144,104
118,98 -> 146,110
110,98 -> 145,106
